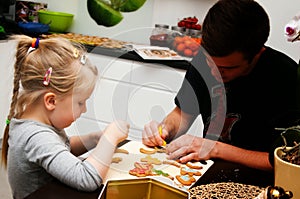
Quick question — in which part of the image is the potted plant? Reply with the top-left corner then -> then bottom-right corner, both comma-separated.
272,126 -> 300,199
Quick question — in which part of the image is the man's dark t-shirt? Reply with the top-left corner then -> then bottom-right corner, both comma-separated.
175,47 -> 299,152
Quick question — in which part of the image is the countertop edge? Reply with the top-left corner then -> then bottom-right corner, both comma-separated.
86,45 -> 190,70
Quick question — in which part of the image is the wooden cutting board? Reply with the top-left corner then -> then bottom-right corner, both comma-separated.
104,140 -> 214,190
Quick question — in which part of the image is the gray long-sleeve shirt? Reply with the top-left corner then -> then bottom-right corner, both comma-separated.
7,118 -> 102,199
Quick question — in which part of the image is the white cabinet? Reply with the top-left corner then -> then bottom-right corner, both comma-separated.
131,62 -> 185,92
127,85 -> 176,129
66,53 -> 186,140
85,79 -> 130,123
128,61 -> 185,131
88,53 -> 133,82
65,117 -> 108,136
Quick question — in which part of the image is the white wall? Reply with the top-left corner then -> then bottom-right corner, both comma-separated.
35,0 -> 155,44
257,0 -> 300,63
0,40 -> 16,140
32,0 -> 300,62
151,0 -> 217,27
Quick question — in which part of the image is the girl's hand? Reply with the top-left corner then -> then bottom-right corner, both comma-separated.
104,120 -> 130,145
142,120 -> 168,147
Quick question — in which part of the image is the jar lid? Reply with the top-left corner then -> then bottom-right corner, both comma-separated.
155,24 -> 169,29
171,26 -> 185,32
185,29 -> 201,37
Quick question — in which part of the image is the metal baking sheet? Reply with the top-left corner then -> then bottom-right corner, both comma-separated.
104,140 -> 214,190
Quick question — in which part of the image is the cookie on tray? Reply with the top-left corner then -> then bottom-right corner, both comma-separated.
129,162 -> 153,177
176,174 -> 196,186
141,155 -> 162,165
180,166 -> 202,176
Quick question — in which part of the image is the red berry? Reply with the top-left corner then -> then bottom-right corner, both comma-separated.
192,16 -> 198,24
195,24 -> 201,30
185,23 -> 191,29
178,21 -> 185,27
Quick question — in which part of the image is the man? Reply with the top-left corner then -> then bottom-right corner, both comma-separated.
142,0 -> 299,171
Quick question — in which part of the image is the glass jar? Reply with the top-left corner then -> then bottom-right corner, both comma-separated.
168,26 -> 186,50
185,28 -> 202,47
171,26 -> 186,36
185,28 -> 201,38
149,24 -> 170,47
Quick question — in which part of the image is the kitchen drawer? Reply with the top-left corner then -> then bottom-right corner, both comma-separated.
88,53 -> 133,82
126,84 -> 177,130
65,116 -> 144,143
65,116 -> 108,136
84,79 -> 130,123
131,61 -> 185,92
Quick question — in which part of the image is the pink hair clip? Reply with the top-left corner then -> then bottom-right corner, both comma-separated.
43,67 -> 52,86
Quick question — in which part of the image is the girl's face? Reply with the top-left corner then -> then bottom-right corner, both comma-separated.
51,88 -> 93,130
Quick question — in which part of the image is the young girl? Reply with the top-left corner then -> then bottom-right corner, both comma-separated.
1,35 -> 129,199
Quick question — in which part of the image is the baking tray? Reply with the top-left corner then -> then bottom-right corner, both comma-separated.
105,140 -> 214,190
98,178 -> 189,199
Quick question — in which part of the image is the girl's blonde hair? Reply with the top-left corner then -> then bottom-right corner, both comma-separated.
1,35 -> 98,166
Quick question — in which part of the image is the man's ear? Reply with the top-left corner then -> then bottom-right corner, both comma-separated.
44,92 -> 56,111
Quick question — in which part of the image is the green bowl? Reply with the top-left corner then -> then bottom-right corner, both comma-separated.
38,10 -> 74,33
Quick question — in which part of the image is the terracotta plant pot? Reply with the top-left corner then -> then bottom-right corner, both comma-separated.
274,147 -> 300,198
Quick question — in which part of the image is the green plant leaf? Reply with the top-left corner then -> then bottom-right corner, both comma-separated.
119,0 -> 146,12
269,128 -> 300,166
87,0 -> 124,27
